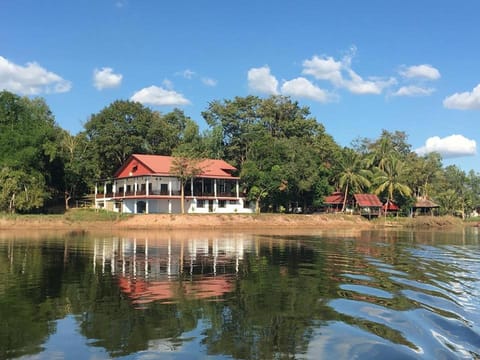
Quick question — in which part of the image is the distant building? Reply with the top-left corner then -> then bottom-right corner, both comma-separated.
354,194 -> 383,219
412,197 -> 439,216
95,154 -> 254,214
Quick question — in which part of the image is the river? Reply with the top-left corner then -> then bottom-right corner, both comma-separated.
0,228 -> 479,359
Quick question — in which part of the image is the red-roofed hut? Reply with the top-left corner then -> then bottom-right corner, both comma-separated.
354,194 -> 383,219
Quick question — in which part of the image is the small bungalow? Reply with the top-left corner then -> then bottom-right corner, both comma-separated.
354,194 -> 383,219
383,200 -> 400,216
412,197 -> 439,216
324,191 -> 345,212
95,154 -> 254,214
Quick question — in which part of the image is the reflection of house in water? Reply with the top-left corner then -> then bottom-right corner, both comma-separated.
92,236 -> 256,306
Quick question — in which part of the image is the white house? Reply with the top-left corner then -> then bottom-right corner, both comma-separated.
94,154 -> 254,214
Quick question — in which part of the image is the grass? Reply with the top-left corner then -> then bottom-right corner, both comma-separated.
0,208 -> 131,223
63,208 -> 131,222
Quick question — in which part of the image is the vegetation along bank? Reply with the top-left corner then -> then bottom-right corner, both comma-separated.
0,90 -> 478,218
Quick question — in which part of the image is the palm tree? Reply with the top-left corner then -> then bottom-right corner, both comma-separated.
337,149 -> 371,212
373,157 -> 412,215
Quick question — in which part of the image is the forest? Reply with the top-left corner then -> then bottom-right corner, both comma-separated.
0,89 -> 479,217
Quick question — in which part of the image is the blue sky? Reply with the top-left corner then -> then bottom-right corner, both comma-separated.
1,1 -> 480,171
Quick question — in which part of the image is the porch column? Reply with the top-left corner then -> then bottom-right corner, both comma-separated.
103,182 -> 107,208
134,201 -> 137,214
124,180 -> 127,196
112,181 -> 116,196
214,179 -> 217,197
236,180 -> 239,198
168,200 -> 172,214
134,178 -> 138,196
146,200 -> 149,214
169,179 -> 172,196
146,178 -> 149,196
190,178 -> 194,197
94,183 -> 98,208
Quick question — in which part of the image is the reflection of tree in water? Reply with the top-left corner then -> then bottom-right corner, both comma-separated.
4,232 -> 473,358
0,236 -> 90,358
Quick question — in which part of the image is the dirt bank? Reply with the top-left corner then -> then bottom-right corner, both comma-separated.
0,213 -> 374,231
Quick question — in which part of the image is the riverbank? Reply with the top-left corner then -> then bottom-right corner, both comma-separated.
0,209 -> 468,231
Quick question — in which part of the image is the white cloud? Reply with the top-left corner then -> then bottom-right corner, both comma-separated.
202,77 -> 217,87
247,66 -> 279,95
93,67 -> 122,90
443,84 -> 480,110
177,69 -> 195,79
393,85 -> 435,97
415,134 -> 476,158
400,64 -> 440,80
0,55 -> 71,95
162,79 -> 174,90
131,85 -> 190,106
281,77 -> 330,103
301,51 -> 395,95
302,56 -> 343,85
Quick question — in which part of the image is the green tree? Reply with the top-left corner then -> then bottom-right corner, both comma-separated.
0,91 -> 63,212
373,157 -> 412,215
336,149 -> 371,212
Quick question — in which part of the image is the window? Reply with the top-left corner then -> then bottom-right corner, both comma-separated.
229,200 -> 239,205
197,200 -> 205,208
218,200 -> 226,208
160,183 -> 168,194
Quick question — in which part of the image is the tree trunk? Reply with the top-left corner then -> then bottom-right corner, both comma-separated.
65,191 -> 71,210
342,183 -> 349,212
180,182 -> 185,214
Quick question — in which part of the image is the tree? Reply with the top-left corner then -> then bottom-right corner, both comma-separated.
373,157 -> 412,216
0,91 -> 63,212
170,155 -> 203,214
0,167 -> 46,213
60,131 -> 92,209
84,100 -> 158,179
335,149 -> 371,212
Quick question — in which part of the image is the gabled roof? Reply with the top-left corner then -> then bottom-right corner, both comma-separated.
383,200 -> 399,211
354,194 -> 383,207
414,197 -> 439,208
324,191 -> 344,205
114,154 -> 238,179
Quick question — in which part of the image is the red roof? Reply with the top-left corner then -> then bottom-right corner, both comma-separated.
354,194 -> 383,207
114,154 -> 238,179
324,191 -> 344,205
383,200 -> 400,211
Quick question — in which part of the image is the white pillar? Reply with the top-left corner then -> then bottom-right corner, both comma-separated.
168,200 -> 172,214
169,179 -> 172,196
103,182 -> 107,208
146,178 -> 149,196
94,184 -> 98,208
214,179 -> 217,197
236,180 -> 239,198
146,200 -> 149,214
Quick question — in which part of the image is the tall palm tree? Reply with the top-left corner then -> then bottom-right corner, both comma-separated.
337,149 -> 371,212
373,157 -> 412,214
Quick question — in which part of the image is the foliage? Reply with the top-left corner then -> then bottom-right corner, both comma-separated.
1,89 -> 479,217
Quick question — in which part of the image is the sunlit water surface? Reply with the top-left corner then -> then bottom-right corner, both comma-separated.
1,228 -> 479,359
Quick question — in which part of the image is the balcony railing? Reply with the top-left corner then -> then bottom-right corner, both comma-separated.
95,190 -> 236,199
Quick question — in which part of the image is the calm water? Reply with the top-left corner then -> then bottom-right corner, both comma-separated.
1,228 -> 480,359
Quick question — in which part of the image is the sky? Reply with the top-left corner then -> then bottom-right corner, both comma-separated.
1,1 -> 480,171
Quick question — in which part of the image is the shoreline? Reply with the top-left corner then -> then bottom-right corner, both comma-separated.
0,212 -> 467,232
